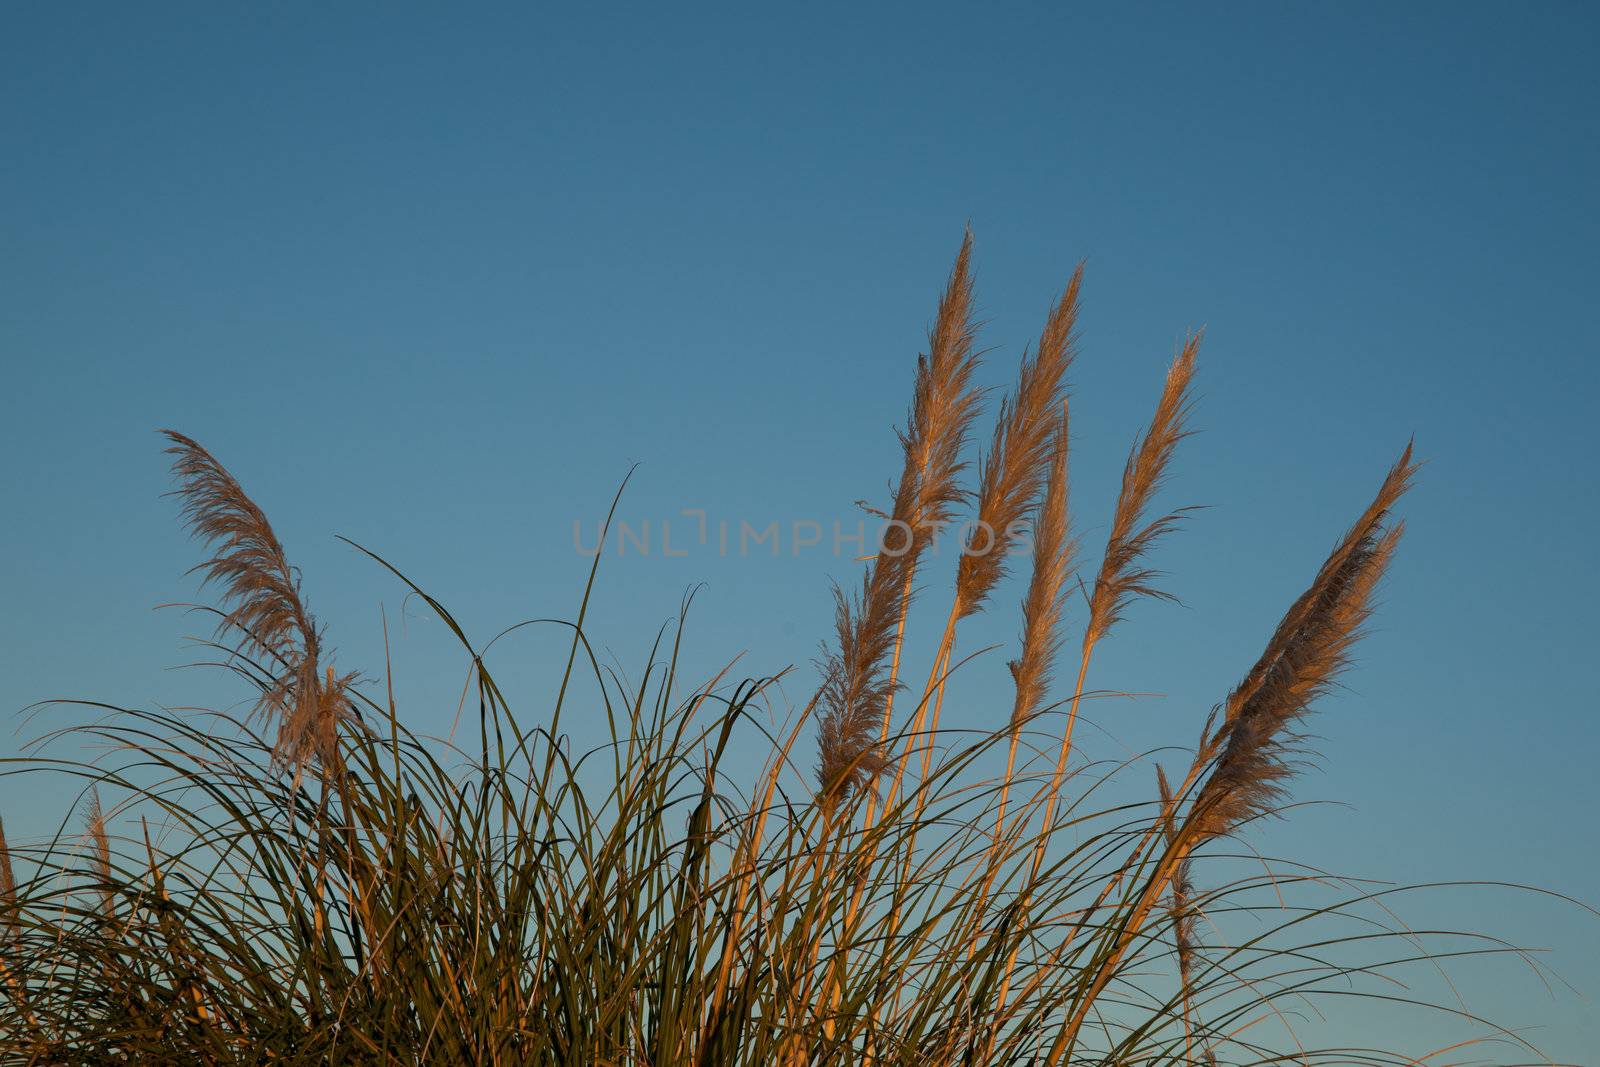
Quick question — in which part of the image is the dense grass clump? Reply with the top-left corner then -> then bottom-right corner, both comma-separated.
0,236 -> 1566,1064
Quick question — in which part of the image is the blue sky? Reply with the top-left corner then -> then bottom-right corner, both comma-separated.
3,2 -> 1597,1057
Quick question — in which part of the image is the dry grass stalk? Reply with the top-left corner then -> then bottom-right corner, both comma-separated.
1191,444 -> 1415,842
811,238 -> 982,1051
954,266 -> 1082,620
989,403 -> 1074,849
138,819 -> 214,1026
1024,337 -> 1201,867
1047,444 -> 1414,1062
0,818 -> 15,943
1007,401 -> 1076,732
1082,334 -> 1200,647
163,430 -> 357,785
997,339 -> 1202,1027
0,819 -> 12,903
0,816 -> 36,1035
873,272 -> 1080,1041
84,789 -> 113,918
1021,333 -> 1201,860
867,230 -> 983,749
892,230 -> 983,578
1157,766 -> 1199,1061
814,568 -> 903,807
896,267 -> 1081,795
816,234 -> 981,808
965,403 -> 1074,978
704,697 -> 816,1045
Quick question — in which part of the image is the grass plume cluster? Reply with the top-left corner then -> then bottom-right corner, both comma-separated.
0,235 -> 1570,1065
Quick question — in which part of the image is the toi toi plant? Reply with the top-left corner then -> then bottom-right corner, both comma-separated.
0,233 -> 1570,1065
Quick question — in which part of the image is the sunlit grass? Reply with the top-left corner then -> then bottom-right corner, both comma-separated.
0,235 -> 1576,1065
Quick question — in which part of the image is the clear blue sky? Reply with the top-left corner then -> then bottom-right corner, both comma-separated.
3,2 -> 1596,1057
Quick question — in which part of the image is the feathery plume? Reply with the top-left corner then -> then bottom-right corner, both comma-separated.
1083,334 -> 1200,644
817,235 -> 982,803
955,266 -> 1082,617
84,790 -> 113,916
898,229 -> 983,561
163,431 -> 356,784
1156,767 -> 1198,990
858,230 -> 982,563
1171,852 -> 1197,980
1222,443 -> 1416,726
976,406 -> 1075,918
0,817 -> 15,943
815,565 -> 900,804
1048,456 -> 1414,1059
1008,402 -> 1076,727
1191,445 -> 1416,841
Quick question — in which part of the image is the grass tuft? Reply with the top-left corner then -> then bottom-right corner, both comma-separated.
0,238 -> 1572,1066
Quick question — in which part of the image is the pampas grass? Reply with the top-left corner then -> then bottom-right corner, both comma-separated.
817,232 -> 982,807
0,235 -> 1572,1066
954,265 -> 1080,618
894,264 -> 1080,801
1008,401 -> 1075,733
0,819 -> 14,930
162,431 -> 359,786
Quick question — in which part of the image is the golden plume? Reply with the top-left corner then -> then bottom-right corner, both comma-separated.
163,431 -> 357,784
0,817 -> 15,943
955,266 -> 1081,618
1190,444 -> 1415,841
1008,401 -> 1075,728
1083,334 -> 1199,645
817,235 -> 981,804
